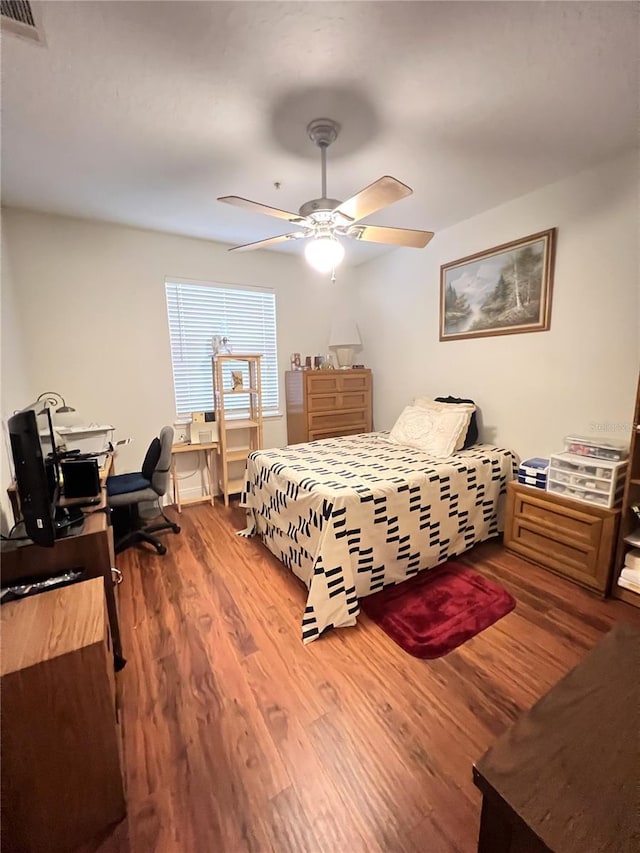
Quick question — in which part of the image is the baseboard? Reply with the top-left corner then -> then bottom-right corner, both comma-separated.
163,485 -> 220,506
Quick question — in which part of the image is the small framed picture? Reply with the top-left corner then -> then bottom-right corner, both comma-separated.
213,335 -> 233,355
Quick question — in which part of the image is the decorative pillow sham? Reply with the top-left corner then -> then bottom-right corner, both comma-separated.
389,404 -> 472,458
413,397 -> 476,450
435,396 -> 479,448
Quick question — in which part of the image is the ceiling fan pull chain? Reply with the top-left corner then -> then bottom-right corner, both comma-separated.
321,144 -> 328,199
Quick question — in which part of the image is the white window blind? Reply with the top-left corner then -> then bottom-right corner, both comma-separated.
165,280 -> 279,417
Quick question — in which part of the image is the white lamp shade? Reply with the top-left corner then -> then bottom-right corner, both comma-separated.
53,409 -> 83,428
304,236 -> 345,273
328,316 -> 362,348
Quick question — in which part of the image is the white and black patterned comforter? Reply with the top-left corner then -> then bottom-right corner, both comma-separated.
240,432 -> 518,643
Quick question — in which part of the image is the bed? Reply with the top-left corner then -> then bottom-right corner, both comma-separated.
240,432 -> 518,643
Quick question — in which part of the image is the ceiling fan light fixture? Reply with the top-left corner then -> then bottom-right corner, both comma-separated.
219,117 -> 434,257
304,235 -> 345,273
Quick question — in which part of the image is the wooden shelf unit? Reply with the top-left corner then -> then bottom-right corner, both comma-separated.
213,354 -> 263,507
612,373 -> 640,607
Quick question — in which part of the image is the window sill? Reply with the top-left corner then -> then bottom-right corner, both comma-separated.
175,412 -> 283,422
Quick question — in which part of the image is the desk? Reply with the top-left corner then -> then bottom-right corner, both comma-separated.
3,454 -> 125,668
7,452 -> 115,522
473,623 -> 639,853
171,441 -> 219,512
1,579 -> 126,852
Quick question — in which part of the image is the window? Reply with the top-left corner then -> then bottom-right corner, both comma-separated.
165,280 -> 279,417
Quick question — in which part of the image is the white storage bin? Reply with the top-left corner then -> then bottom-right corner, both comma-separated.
563,435 -> 628,461
55,424 -> 115,454
547,452 -> 627,508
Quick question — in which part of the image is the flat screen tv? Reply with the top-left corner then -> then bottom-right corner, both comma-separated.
7,408 -> 58,547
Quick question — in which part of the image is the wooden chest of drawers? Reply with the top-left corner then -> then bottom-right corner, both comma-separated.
504,480 -> 620,596
1,579 -> 125,852
285,369 -> 372,444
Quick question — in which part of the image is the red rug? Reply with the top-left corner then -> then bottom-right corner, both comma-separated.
359,562 -> 516,659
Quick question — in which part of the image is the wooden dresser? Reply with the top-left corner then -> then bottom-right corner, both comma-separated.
285,368 -> 372,444
504,480 -> 620,596
474,622 -> 638,853
1,579 -> 125,852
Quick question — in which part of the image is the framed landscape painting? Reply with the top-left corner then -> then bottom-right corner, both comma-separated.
439,228 -> 556,341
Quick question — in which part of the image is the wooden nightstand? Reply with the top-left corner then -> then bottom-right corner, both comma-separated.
504,480 -> 620,596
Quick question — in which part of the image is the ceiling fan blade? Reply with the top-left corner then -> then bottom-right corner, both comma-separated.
346,224 -> 434,248
228,232 -> 307,253
218,195 -> 304,224
334,176 -> 413,224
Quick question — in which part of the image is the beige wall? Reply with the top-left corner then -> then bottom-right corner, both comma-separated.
351,153 -> 640,459
1,211 -> 353,500
3,152 -> 638,518
0,220 -> 35,532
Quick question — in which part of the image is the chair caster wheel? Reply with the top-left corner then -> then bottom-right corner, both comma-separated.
156,544 -> 167,556
172,525 -> 181,534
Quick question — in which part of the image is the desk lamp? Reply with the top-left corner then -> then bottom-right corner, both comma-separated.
37,392 -> 78,428
36,392 -> 75,414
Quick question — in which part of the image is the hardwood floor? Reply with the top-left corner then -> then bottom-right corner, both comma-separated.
90,503 -> 640,853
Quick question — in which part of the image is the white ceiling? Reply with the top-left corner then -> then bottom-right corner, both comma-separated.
2,1 -> 638,265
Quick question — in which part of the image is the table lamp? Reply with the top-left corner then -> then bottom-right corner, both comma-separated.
328,317 -> 362,369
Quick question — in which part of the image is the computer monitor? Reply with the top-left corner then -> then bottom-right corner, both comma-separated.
7,408 -> 58,547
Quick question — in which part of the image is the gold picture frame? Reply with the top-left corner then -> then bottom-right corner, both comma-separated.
439,228 -> 556,341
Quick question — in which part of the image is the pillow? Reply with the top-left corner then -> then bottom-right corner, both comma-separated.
436,396 -> 479,448
141,437 -> 161,481
414,397 -> 477,450
389,405 -> 472,458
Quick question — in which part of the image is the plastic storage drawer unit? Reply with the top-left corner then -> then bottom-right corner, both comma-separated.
563,435 -> 628,461
518,457 -> 549,489
547,452 -> 627,509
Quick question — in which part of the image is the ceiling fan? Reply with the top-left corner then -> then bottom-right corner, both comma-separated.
218,118 -> 434,273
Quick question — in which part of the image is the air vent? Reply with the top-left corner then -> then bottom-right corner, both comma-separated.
1,1 -> 45,44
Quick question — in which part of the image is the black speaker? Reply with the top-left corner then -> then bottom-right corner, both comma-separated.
61,458 -> 101,499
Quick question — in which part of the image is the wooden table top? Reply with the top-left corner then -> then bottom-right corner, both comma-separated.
7,452 -> 113,496
172,441 -> 218,453
1,578 -> 104,676
6,453 -> 113,532
474,622 -> 640,853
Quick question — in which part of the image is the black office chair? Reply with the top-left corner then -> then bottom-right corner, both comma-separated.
107,426 -> 180,555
